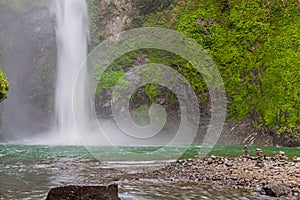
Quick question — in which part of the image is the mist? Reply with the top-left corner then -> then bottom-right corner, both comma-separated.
0,0 -> 55,141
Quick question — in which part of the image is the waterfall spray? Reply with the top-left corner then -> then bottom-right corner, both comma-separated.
52,0 -> 90,144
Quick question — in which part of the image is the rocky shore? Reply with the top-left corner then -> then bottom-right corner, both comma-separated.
126,148 -> 300,199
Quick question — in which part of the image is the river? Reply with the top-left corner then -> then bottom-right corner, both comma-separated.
0,144 -> 298,199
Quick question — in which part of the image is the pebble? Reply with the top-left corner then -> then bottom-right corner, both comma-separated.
225,161 -> 234,167
126,150 -> 300,198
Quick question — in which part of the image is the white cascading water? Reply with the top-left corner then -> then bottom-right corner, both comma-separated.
52,0 -> 90,144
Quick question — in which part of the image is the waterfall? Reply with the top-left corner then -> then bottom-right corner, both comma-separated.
52,0 -> 90,144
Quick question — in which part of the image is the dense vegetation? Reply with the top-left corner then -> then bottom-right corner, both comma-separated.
0,52 -> 9,102
175,0 -> 300,136
92,0 -> 300,137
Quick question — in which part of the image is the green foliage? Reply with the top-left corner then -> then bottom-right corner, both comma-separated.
96,70 -> 125,94
95,50 -> 142,94
140,49 -> 207,100
130,0 -> 175,28
176,0 -> 300,134
144,84 -> 161,102
0,69 -> 9,102
0,51 -> 9,102
90,0 -> 299,135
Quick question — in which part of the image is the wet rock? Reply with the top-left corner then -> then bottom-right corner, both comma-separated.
256,148 -> 265,167
125,148 -> 299,199
275,151 -> 288,160
292,188 -> 299,196
210,155 -> 217,160
255,162 -> 265,168
225,161 -> 233,167
197,18 -> 205,27
263,183 -> 291,197
46,184 -> 120,200
243,145 -> 249,157
207,158 -> 213,165
293,156 -> 300,162
218,160 -> 224,164
250,156 -> 257,160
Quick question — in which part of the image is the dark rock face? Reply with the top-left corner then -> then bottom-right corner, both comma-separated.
273,132 -> 300,147
46,184 -> 120,200
263,183 -> 291,197
283,139 -> 300,148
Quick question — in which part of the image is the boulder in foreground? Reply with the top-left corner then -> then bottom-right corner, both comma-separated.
46,184 -> 120,200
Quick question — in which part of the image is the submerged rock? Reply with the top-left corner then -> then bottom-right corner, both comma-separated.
46,184 -> 120,200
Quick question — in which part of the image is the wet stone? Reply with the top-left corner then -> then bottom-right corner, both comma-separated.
207,158 -> 213,165
125,148 -> 300,199
46,184 -> 120,200
225,161 -> 234,167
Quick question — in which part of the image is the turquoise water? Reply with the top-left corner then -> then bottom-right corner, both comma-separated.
1,144 -> 298,161
183,145 -> 300,159
0,144 -> 299,199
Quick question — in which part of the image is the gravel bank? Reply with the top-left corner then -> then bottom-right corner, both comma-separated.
126,149 -> 300,199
